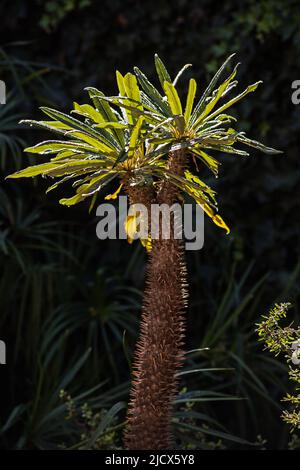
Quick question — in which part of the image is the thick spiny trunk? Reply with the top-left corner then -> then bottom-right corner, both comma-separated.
124,150 -> 188,449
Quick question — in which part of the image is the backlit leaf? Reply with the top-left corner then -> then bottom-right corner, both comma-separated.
184,78 -> 197,124
163,81 -> 182,116
154,54 -> 171,89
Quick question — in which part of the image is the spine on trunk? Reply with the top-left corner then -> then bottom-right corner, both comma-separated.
124,150 -> 188,449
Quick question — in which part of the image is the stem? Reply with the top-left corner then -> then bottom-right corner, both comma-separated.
124,150 -> 189,449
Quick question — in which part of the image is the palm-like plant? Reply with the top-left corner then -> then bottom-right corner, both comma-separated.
7,54 -> 280,450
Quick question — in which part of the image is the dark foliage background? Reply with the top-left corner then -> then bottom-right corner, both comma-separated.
0,0 -> 299,449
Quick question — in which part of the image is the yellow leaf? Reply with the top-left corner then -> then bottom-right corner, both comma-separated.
116,71 -> 126,96
124,214 -> 138,243
184,78 -> 197,124
207,81 -> 263,122
124,212 -> 151,250
68,131 -> 114,153
124,73 -> 141,107
163,81 -> 182,115
104,183 -> 123,200
212,214 -> 230,234
194,65 -> 238,126
141,235 -> 152,252
128,116 -> 144,157
72,102 -> 103,123
197,201 -> 230,235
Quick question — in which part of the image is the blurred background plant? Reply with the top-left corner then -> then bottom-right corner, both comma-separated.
257,303 -> 300,437
0,0 -> 299,450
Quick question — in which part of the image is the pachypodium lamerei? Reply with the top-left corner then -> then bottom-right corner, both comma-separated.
7,54 -> 281,449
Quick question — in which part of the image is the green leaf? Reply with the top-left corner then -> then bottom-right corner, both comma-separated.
7,162 -> 62,178
116,70 -> 126,96
85,88 -> 120,122
35,110 -> 115,158
207,81 -> 263,121
173,63 -> 192,87
85,87 -> 125,147
190,53 -> 236,125
59,193 -> 84,206
116,71 -> 136,124
72,102 -> 104,124
20,120 -> 72,136
23,140 -> 92,155
139,91 -> 166,118
124,73 -> 142,107
193,64 -> 239,127
163,81 -> 182,116
46,173 -> 85,193
50,150 -> 78,160
40,106 -> 111,143
134,66 -> 171,116
46,161 -> 106,177
128,116 -> 144,157
59,173 -> 116,206
7,159 -> 106,179
184,78 -> 197,124
154,54 -> 171,89
89,94 -> 161,126
204,144 -> 249,156
94,122 -> 127,130
66,130 -> 116,154
87,402 -> 126,448
237,135 -> 282,155
175,422 -> 256,446
191,147 -> 220,175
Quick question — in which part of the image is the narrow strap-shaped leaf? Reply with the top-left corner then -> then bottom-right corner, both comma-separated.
46,172 -> 84,193
124,72 -> 143,125
128,116 -> 144,158
85,87 -> 125,147
154,54 -> 171,89
236,135 -> 282,155
23,140 -> 96,155
66,130 -> 116,154
72,102 -> 104,124
203,144 -> 249,156
206,81 -> 262,121
94,122 -> 127,130
19,119 -> 72,136
116,70 -> 126,96
124,73 -> 142,108
7,159 -> 105,179
140,91 -> 166,117
116,70 -> 133,124
173,63 -> 192,87
184,78 -> 197,124
45,162 -> 106,177
71,103 -> 121,148
89,94 -> 161,125
134,66 -> 171,116
193,64 -> 239,127
190,53 -> 236,125
59,173 -> 116,205
163,81 -> 182,116
190,147 -> 220,176
40,106 -> 115,146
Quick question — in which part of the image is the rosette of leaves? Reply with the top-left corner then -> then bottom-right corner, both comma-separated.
94,53 -> 281,231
